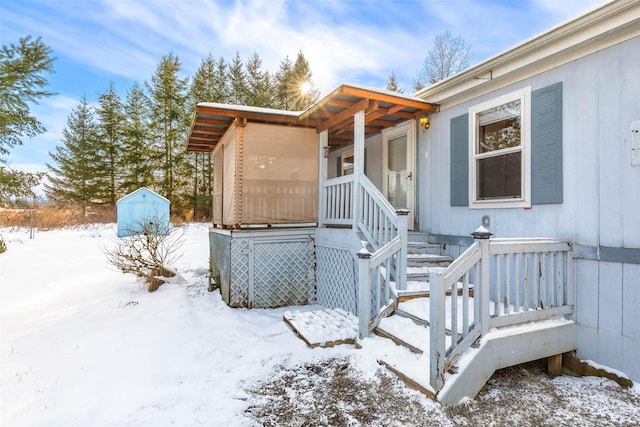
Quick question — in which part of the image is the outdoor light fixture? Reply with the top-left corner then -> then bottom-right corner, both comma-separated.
419,115 -> 430,131
323,146 -> 330,159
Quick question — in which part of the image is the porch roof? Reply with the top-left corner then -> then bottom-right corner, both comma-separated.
187,83 -> 439,152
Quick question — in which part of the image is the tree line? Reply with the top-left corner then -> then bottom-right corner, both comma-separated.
45,51 -> 321,218
1,33 -> 471,219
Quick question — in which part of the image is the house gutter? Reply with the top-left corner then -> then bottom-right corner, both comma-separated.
415,0 -> 640,108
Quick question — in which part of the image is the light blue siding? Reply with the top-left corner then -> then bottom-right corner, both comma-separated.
116,187 -> 170,237
418,35 -> 640,381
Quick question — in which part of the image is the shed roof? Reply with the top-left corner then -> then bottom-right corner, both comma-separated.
187,83 -> 438,152
116,187 -> 170,204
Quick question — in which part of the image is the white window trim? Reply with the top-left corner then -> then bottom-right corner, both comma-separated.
468,87 -> 531,209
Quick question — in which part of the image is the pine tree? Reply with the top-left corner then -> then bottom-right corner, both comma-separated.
145,53 -> 190,205
0,35 -> 55,159
274,55 -> 294,109
290,51 -> 320,110
45,96 -> 101,216
0,35 -> 55,200
228,52 -> 247,105
188,53 -> 229,219
386,72 -> 404,93
95,81 -> 124,205
121,82 -> 154,194
189,53 -> 229,106
245,52 -> 274,108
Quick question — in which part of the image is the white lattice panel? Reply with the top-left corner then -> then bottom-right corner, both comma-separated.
315,246 -> 358,314
230,238 -> 249,307
252,241 -> 310,308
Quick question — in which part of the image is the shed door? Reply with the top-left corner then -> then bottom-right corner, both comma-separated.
382,122 -> 415,230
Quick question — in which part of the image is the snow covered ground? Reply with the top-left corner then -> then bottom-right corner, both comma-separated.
1,224 -> 639,426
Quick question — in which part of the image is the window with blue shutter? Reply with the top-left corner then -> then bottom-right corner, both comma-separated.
450,83 -> 562,208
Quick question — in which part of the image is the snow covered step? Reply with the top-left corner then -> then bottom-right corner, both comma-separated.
407,241 -> 442,255
407,253 -> 453,268
375,315 -> 430,354
406,265 -> 447,282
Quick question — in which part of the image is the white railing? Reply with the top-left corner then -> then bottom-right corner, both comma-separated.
321,175 -> 354,226
429,236 -> 573,392
322,174 -> 407,338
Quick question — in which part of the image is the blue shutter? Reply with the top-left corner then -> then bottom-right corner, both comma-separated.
450,113 -> 469,206
531,82 -> 563,204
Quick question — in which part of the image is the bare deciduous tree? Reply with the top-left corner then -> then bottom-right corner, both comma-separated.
414,30 -> 472,90
104,218 -> 184,292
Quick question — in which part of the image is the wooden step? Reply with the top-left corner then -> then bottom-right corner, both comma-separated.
397,286 -> 475,303
376,315 -> 430,354
407,254 -> 453,267
407,241 -> 442,255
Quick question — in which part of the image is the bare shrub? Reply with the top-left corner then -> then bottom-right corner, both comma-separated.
104,218 -> 184,292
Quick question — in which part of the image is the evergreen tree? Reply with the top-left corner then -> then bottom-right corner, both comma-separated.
189,53 -> 229,106
188,53 -> 229,219
274,55 -> 294,109
0,35 -> 55,200
386,72 -> 404,93
121,82 -> 154,194
45,96 -> 101,216
95,81 -> 124,205
0,35 -> 55,159
228,52 -> 247,105
145,53 -> 190,205
290,51 -> 319,110
245,52 -> 274,108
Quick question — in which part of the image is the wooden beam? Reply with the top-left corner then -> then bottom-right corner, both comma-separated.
368,118 -> 398,128
317,98 -> 370,132
196,117 -> 232,126
341,85 -> 439,112
190,133 -> 218,141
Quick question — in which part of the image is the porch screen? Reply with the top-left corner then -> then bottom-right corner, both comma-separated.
242,123 -> 318,224
212,144 -> 224,225
222,128 -> 236,225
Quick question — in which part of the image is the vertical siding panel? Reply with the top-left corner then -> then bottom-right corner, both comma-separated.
598,53 -> 623,248
598,261 -> 623,335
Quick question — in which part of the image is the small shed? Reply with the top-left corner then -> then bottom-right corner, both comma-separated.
116,187 -> 170,237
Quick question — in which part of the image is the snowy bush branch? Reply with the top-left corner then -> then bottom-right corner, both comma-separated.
104,218 -> 185,291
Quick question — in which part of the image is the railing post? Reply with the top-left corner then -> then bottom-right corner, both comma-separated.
357,249 -> 372,338
396,209 -> 409,291
430,271 -> 446,392
471,226 -> 493,336
352,109 -> 365,231
318,130 -> 328,228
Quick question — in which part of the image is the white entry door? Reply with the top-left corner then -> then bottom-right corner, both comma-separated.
382,122 -> 415,230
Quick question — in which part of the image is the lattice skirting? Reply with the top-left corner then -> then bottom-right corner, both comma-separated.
315,245 -> 358,315
227,234 -> 315,308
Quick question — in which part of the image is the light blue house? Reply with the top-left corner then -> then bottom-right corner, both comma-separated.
116,187 -> 170,237
187,0 -> 639,404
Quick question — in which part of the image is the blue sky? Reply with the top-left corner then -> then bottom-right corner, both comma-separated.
2,0 -> 605,176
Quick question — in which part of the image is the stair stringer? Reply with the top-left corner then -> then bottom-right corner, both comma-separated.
437,318 -> 577,406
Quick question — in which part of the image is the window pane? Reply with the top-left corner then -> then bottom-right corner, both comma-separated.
478,99 -> 521,153
477,152 -> 521,199
388,135 -> 407,172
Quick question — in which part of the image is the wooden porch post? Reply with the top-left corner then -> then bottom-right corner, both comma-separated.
352,109 -> 365,231
318,130 -> 328,228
